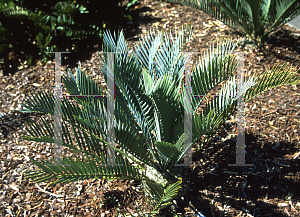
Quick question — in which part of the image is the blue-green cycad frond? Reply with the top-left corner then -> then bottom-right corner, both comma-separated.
135,29 -> 163,77
19,91 -> 55,115
203,72 -> 258,117
267,0 -> 300,36
142,179 -> 183,214
244,63 -> 300,103
192,72 -> 258,146
142,69 -> 184,143
182,39 -> 237,116
24,151 -> 145,186
98,26 -> 193,145
100,30 -> 141,87
135,24 -> 193,83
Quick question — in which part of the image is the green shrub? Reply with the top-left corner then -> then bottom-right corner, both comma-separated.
18,25 -> 300,214
0,0 -> 139,69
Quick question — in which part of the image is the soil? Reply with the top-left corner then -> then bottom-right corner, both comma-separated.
0,0 -> 300,216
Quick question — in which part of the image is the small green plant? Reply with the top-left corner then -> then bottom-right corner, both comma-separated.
19,25 -> 300,214
125,0 -> 139,10
103,191 -> 123,209
165,0 -> 300,47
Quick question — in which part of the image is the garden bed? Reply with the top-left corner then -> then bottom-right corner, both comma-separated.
0,0 -> 300,216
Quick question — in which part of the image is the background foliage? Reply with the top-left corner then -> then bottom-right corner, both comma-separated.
0,0 -> 139,73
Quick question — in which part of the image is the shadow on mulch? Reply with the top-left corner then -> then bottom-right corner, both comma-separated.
265,28 -> 300,54
102,190 -> 126,210
162,125 -> 300,216
259,28 -> 300,68
0,111 -> 46,140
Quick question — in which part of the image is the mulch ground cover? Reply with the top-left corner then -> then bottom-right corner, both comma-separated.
0,0 -> 300,216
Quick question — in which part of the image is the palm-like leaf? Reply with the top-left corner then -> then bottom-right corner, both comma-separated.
166,0 -> 300,45
19,24 -> 300,214
142,179 -> 183,214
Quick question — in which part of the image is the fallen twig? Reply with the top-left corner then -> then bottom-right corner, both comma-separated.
35,183 -> 64,198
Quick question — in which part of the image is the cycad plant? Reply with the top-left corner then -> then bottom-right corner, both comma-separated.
19,25 -> 300,214
165,0 -> 300,47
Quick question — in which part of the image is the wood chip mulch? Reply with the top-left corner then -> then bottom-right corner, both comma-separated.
0,0 -> 300,216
